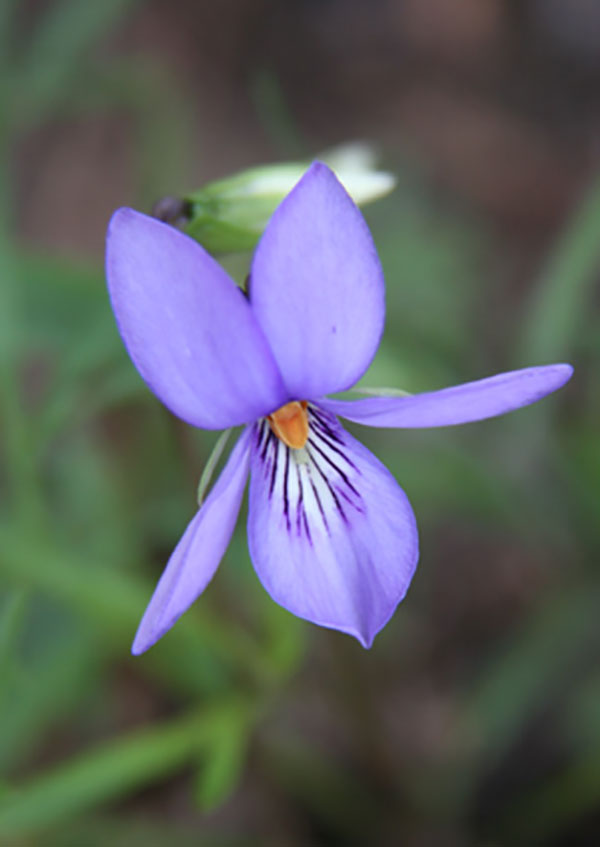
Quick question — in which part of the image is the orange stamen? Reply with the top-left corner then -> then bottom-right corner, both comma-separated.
268,401 -> 309,449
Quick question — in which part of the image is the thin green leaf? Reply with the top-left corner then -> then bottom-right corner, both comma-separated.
249,69 -> 306,158
15,0 -> 141,127
0,588 -> 29,689
0,525 -> 275,692
518,171 -> 600,365
0,0 -> 18,69
194,701 -> 254,811
451,582 -> 600,811
0,623 -> 101,774
0,706 -> 228,837
0,157 -> 44,525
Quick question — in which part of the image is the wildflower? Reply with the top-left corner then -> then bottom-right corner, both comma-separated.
105,163 -> 572,654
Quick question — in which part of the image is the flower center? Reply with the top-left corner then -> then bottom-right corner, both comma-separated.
267,401 -> 309,449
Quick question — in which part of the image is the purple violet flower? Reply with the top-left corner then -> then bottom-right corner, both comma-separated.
105,162 -> 573,654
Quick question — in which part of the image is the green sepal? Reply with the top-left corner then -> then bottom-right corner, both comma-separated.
197,428 -> 233,506
348,386 -> 412,397
183,164 -> 309,254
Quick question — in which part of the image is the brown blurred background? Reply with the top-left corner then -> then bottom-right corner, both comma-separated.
19,0 -> 600,252
4,2 -> 600,846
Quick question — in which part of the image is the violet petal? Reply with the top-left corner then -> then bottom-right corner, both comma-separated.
106,209 -> 287,430
247,406 -> 418,647
250,162 -> 385,400
320,364 -> 573,428
131,428 -> 252,655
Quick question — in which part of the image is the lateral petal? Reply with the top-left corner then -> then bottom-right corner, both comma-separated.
320,364 -> 573,428
247,406 -> 418,647
249,163 -> 385,400
106,209 -> 287,430
132,428 -> 251,655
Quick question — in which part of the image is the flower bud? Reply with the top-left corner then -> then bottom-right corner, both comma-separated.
183,143 -> 396,254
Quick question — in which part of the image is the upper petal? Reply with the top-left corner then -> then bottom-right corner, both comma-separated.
249,163 -> 385,400
132,428 -> 251,655
247,406 -> 418,647
319,364 -> 573,428
106,209 -> 287,429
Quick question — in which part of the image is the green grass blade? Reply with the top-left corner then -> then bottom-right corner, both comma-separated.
15,0 -> 141,126
518,172 -> 600,365
194,700 -> 254,811
0,526 -> 275,691
0,707 -> 222,837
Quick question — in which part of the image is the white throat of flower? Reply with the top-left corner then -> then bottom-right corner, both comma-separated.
256,405 -> 364,540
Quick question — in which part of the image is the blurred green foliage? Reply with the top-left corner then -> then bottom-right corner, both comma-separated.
0,2 -> 598,845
